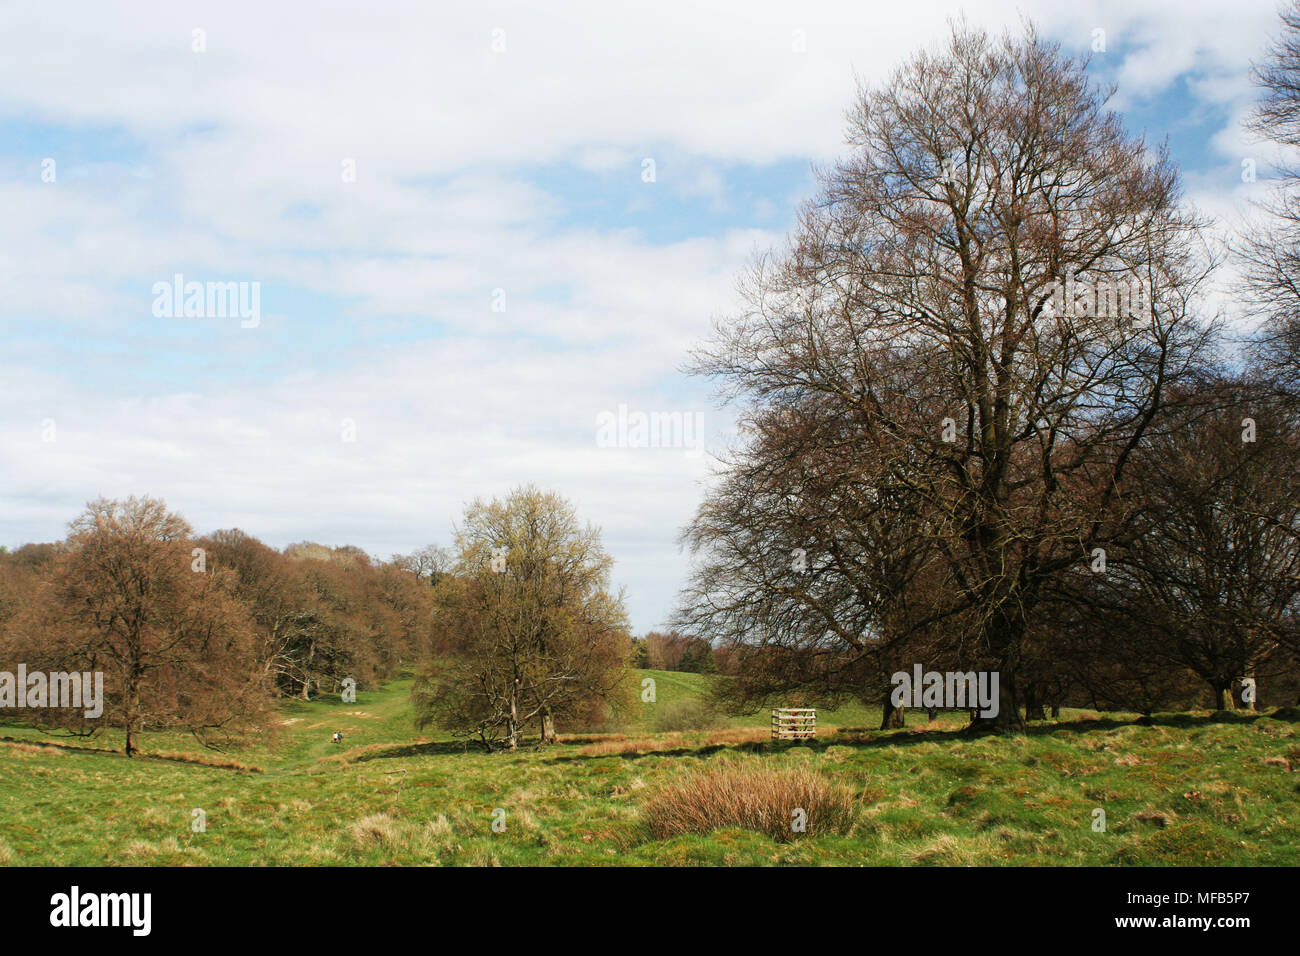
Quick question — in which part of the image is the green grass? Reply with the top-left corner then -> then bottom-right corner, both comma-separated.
1,671 -> 1297,866
611,669 -> 879,733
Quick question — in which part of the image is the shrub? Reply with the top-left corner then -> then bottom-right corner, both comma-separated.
651,699 -> 724,733
642,758 -> 857,841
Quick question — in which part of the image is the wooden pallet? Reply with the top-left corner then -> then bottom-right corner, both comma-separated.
771,707 -> 816,740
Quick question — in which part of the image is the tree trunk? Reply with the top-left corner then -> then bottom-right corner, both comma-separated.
124,668 -> 140,758
880,698 -> 905,729
968,613 -> 1028,734
301,642 -> 316,700
540,708 -> 556,745
968,669 -> 1026,734
1023,685 -> 1047,721
506,677 -> 520,750
1213,680 -> 1234,711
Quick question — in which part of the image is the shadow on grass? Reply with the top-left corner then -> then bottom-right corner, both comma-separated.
0,734 -> 262,772
544,706 -> 1300,763
550,744 -> 737,764
164,705 -> 1298,769
0,734 -> 119,756
352,739 -> 485,761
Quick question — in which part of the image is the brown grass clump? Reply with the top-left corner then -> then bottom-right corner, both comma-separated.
577,726 -> 775,758
579,734 -> 680,757
0,741 -> 62,756
349,813 -> 402,849
642,758 -> 857,841
146,750 -> 263,772
1134,809 -> 1178,829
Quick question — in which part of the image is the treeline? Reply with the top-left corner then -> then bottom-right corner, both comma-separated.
632,630 -> 736,674
0,488 -> 639,755
0,496 -> 439,754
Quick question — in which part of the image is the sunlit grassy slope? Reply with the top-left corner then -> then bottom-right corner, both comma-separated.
1,670 -> 1296,866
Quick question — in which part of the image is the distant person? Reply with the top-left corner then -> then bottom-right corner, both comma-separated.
332,732 -> 343,745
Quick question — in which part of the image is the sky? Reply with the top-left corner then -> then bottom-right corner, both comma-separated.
0,0 -> 1289,633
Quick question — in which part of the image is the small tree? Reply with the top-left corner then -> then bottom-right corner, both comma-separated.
412,486 -> 632,750
393,544 -> 454,587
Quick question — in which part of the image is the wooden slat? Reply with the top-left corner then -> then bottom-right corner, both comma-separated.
770,708 -> 816,739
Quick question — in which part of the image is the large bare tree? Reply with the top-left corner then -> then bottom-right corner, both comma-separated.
681,22 -> 1217,731
1243,1 -> 1300,398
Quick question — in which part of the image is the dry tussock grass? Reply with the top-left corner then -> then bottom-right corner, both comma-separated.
642,758 -> 857,841
147,750 -> 262,772
1134,808 -> 1178,828
349,813 -> 403,848
577,726 -> 773,757
577,734 -> 682,757
0,741 -> 61,756
122,837 -> 183,860
348,812 -> 460,857
909,833 -> 991,865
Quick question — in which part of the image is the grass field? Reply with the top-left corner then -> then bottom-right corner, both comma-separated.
1,670 -> 1297,866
